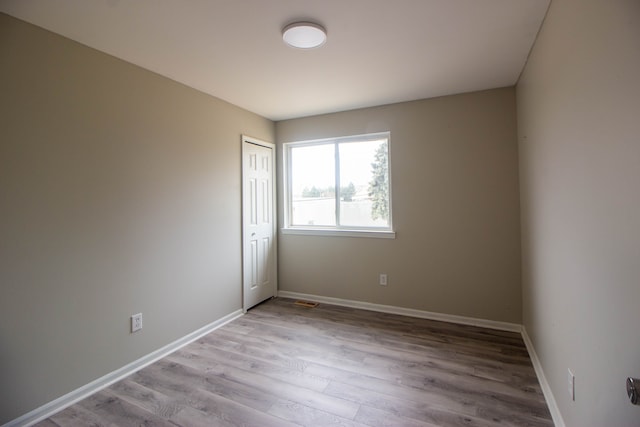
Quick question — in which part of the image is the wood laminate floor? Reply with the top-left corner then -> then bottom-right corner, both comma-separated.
36,298 -> 553,427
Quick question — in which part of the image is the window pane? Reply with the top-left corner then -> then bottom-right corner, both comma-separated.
290,144 -> 336,226
339,139 -> 389,227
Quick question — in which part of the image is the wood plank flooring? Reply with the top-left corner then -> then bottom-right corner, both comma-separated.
36,298 -> 553,426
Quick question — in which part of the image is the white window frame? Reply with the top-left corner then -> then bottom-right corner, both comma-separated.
282,132 -> 395,239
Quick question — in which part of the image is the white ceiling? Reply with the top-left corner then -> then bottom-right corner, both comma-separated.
0,0 -> 550,121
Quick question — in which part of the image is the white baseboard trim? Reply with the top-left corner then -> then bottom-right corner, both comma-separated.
4,309 -> 244,427
521,326 -> 565,427
277,291 -> 522,333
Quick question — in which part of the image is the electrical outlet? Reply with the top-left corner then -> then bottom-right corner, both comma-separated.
568,369 -> 575,401
131,313 -> 143,333
379,274 -> 388,286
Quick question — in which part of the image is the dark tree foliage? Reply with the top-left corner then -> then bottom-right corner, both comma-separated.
368,143 -> 389,220
341,182 -> 356,201
302,186 -> 321,197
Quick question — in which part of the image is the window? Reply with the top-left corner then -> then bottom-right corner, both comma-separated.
283,132 -> 394,238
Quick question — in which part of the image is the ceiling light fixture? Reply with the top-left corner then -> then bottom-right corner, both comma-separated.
282,22 -> 327,49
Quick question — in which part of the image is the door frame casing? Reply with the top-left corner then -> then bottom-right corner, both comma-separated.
241,135 -> 277,312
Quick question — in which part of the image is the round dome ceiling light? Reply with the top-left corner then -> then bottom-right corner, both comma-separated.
282,22 -> 327,49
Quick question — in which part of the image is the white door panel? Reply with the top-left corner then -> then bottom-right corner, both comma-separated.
242,136 -> 276,310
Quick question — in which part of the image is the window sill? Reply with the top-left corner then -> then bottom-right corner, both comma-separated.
281,228 -> 396,239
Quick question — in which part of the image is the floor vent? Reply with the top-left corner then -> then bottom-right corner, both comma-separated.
294,300 -> 319,308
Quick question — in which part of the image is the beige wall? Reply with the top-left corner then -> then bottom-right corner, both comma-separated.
276,88 -> 522,323
0,14 -> 274,423
517,0 -> 640,425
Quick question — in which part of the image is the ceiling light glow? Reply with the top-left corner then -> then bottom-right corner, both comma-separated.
282,22 -> 327,49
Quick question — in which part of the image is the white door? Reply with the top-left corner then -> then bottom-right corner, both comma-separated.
242,136 -> 277,311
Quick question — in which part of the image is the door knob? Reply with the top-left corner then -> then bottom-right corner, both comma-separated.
627,377 -> 639,405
